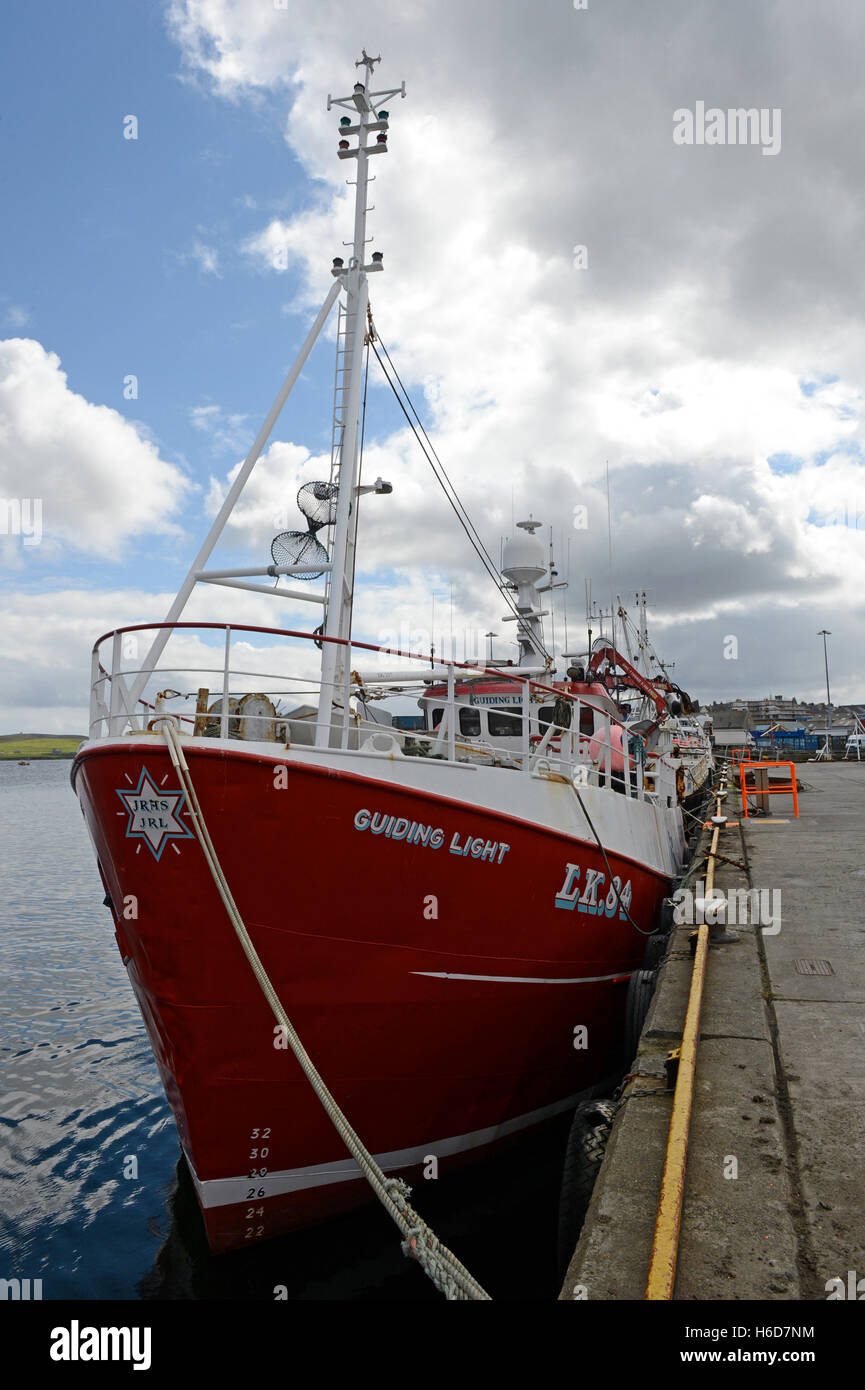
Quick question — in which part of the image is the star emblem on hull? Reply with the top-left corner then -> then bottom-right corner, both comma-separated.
116,767 -> 195,860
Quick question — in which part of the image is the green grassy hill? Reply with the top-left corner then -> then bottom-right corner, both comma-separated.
0,735 -> 85,759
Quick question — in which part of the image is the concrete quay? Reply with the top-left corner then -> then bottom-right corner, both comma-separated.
560,761 -> 865,1301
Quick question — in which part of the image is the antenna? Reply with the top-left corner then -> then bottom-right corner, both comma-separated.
606,461 -> 615,661
449,581 -> 454,661
355,49 -> 381,75
553,525 -> 559,667
563,535 -> 570,653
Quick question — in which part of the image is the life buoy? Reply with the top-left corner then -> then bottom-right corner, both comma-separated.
587,724 -> 636,772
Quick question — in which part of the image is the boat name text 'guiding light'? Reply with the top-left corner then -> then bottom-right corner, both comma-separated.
353,808 -> 511,863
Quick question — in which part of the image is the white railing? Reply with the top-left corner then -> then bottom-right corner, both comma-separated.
88,622 -> 673,805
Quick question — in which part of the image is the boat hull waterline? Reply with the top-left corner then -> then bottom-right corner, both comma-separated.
73,737 -> 681,1253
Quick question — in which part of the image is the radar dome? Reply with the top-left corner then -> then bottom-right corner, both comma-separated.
502,520 -> 545,586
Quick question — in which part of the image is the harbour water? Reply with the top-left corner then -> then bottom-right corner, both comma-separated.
0,760 -> 565,1300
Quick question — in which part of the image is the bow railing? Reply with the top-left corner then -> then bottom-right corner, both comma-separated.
88,622 -> 675,805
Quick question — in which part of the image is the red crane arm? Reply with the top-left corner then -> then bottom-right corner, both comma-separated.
587,640 -> 669,721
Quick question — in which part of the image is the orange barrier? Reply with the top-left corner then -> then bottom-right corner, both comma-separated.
739,760 -> 799,819
730,746 -> 755,767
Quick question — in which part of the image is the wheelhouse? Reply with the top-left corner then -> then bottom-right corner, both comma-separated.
419,677 -> 621,749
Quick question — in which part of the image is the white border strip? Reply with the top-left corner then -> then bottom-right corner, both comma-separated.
186,1090 -> 586,1209
411,970 -> 633,985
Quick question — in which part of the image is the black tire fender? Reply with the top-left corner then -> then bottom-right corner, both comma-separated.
642,932 -> 667,972
557,1098 -> 616,1278
624,968 -> 657,1061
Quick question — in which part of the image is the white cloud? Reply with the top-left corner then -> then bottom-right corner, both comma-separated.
5,1 -> 864,726
159,0 -> 865,700
191,403 -> 252,453
3,305 -> 30,329
0,339 -> 189,558
190,241 -> 221,276
0,582 -> 335,733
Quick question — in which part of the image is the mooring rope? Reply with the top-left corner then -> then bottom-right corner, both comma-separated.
157,719 -> 491,1301
571,782 -> 655,936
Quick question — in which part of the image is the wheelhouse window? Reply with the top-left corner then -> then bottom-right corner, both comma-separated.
488,708 -> 522,738
459,707 -> 481,736
538,703 -> 594,734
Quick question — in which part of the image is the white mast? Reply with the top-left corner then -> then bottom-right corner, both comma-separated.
636,590 -> 650,677
619,595 -> 635,667
316,53 -> 406,745
124,56 -> 404,730
501,519 -> 549,667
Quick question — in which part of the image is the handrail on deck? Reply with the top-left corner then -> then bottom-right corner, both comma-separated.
85,622 -> 680,804
90,620 -> 649,744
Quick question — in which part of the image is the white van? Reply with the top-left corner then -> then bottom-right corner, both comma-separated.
845,733 -> 865,758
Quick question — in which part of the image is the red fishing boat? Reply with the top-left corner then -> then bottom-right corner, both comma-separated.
72,56 -> 689,1256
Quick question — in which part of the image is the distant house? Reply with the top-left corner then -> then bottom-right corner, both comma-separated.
712,729 -> 754,750
712,708 -> 753,732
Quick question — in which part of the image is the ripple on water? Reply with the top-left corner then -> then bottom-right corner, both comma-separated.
0,762 -> 177,1297
0,761 -> 568,1301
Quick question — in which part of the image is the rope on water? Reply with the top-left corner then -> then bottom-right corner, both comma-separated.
157,719 -> 491,1301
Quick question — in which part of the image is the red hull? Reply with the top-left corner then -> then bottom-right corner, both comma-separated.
74,741 -> 670,1253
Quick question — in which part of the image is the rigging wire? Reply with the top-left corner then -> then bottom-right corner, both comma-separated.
345,323 -> 372,649
369,333 -> 549,665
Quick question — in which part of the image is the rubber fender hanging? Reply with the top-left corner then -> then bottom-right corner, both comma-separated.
642,932 -> 668,971
624,968 -> 657,1061
557,1098 -> 616,1279
659,896 -> 678,932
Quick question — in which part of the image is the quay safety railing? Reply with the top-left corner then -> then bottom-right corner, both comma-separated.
88,621 -> 681,806
739,759 -> 799,819
729,746 -> 755,767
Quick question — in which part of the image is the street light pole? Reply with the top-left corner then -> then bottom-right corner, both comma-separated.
818,629 -> 832,760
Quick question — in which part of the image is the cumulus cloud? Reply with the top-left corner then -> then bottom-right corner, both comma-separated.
0,581 -> 338,732
0,339 -> 189,559
160,0 -> 865,702
5,1 -> 865,728
191,403 -> 252,453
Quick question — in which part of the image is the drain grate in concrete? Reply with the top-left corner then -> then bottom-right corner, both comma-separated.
793,958 -> 835,976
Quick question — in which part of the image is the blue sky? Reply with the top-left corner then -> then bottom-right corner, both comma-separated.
2,1 -> 864,730
3,1 -> 340,592
1,1 -> 410,597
